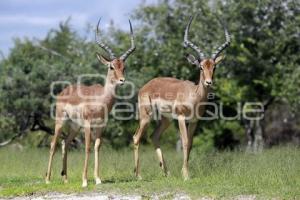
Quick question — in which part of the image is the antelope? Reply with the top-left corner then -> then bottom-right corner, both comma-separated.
45,19 -> 136,187
132,16 -> 230,180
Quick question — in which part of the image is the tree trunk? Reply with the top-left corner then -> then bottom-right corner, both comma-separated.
245,119 -> 265,153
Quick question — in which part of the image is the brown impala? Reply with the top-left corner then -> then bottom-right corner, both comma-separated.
45,19 -> 136,187
132,16 -> 230,180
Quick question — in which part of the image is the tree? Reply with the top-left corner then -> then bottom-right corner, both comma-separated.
132,0 -> 300,150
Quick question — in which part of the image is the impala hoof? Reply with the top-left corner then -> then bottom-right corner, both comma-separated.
137,175 -> 142,180
165,171 -> 170,177
182,168 -> 189,181
45,180 -> 51,184
62,175 -> 68,184
82,180 -> 88,188
95,178 -> 102,185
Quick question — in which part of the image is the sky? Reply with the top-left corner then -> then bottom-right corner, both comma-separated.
0,0 -> 157,57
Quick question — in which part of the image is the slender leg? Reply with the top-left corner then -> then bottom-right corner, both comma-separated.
94,127 -> 102,185
45,122 -> 63,184
151,117 -> 170,176
82,120 -> 91,187
178,115 -> 189,180
187,122 -> 197,156
133,118 -> 150,179
61,128 -> 78,183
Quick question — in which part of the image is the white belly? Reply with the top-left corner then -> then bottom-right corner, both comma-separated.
63,104 -> 106,128
151,99 -> 197,122
152,99 -> 176,119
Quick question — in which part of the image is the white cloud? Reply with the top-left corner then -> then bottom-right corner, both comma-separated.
0,14 -> 88,27
0,0 -> 159,56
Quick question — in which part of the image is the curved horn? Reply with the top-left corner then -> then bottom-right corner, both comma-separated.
95,18 -> 116,59
211,27 -> 231,60
184,16 -> 205,60
120,20 -> 136,61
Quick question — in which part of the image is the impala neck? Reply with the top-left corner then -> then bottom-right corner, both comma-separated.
195,71 -> 210,100
104,70 -> 117,96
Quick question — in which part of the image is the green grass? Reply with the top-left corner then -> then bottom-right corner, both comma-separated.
0,145 -> 299,199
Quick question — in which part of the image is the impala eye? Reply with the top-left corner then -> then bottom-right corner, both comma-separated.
109,64 -> 114,70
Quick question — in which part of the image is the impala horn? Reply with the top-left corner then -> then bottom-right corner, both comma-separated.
95,18 -> 116,60
120,20 -> 136,61
183,16 -> 205,61
211,23 -> 231,60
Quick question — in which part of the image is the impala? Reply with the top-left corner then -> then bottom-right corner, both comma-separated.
132,16 -> 230,180
45,19 -> 136,187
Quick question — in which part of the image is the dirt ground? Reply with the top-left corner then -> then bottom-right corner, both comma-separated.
0,192 -> 258,200
1,192 -> 190,200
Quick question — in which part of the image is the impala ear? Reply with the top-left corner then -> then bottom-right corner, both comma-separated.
96,53 -> 111,66
186,54 -> 199,66
214,55 -> 225,65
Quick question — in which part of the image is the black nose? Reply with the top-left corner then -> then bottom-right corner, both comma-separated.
205,80 -> 212,85
119,78 -> 125,82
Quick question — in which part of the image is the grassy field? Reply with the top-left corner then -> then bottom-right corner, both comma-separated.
0,145 -> 299,199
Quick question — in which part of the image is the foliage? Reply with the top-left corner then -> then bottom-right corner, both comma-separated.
0,0 -> 299,148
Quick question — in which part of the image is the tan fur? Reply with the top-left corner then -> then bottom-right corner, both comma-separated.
56,84 -> 114,121
132,58 -> 220,180
45,57 -> 126,187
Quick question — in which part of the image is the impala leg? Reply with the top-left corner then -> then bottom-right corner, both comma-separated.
178,115 -> 189,180
82,121 -> 91,188
133,118 -> 150,180
187,122 -> 197,156
61,128 -> 78,184
151,117 -> 170,176
94,127 -> 102,185
45,122 -> 63,184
